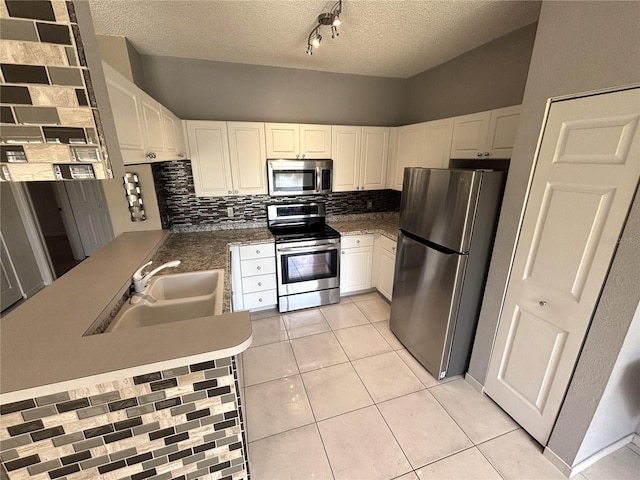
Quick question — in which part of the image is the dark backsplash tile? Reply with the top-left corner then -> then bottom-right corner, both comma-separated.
36,22 -> 72,45
151,159 -> 401,229
0,85 -> 32,104
1,64 -> 49,84
5,1 -> 56,21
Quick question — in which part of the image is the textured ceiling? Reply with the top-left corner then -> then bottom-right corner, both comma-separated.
88,0 -> 541,79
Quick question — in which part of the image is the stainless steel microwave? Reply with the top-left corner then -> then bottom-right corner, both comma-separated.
267,159 -> 333,196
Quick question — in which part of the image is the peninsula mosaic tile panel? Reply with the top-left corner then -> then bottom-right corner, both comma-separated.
152,159 -> 402,230
0,0 -> 112,181
0,356 -> 249,479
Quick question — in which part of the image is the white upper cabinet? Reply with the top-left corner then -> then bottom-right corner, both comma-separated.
265,123 -> 331,159
103,61 -> 187,165
186,121 -> 233,197
227,122 -> 268,195
186,121 -> 267,197
390,119 -> 452,191
332,126 -> 388,192
450,105 -> 521,159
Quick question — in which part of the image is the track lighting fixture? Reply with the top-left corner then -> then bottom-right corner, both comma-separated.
306,0 -> 342,56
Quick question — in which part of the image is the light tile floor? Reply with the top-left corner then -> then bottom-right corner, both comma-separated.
242,292 -> 640,480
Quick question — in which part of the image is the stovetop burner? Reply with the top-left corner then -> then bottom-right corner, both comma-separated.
267,202 -> 340,243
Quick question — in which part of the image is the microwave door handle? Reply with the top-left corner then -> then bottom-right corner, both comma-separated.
316,167 -> 322,193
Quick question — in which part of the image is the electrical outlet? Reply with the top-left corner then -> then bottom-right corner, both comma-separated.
367,200 -> 373,209
227,207 -> 234,217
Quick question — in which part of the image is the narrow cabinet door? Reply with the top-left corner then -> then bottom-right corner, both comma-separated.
265,123 -> 299,158
486,105 -> 521,159
332,126 -> 361,191
420,118 -> 454,169
227,122 -> 268,195
450,111 -> 491,159
360,127 -> 389,190
186,121 -> 233,197
300,124 -> 332,158
139,91 -> 165,155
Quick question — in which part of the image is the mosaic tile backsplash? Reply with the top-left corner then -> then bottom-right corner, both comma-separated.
151,159 -> 402,230
0,0 -> 112,181
0,357 -> 248,479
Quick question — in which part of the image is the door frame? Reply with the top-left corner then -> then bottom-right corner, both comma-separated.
483,83 -> 640,428
53,183 -> 86,260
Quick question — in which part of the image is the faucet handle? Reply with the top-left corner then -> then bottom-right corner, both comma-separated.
133,261 -> 152,281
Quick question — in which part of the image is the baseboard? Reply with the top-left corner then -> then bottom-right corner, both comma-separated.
24,281 -> 45,299
544,433 -> 636,477
464,372 -> 485,394
629,434 -> 640,455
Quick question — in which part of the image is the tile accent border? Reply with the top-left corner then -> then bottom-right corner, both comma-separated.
1,356 -> 249,479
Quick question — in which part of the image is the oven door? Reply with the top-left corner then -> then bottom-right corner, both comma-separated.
276,239 -> 340,295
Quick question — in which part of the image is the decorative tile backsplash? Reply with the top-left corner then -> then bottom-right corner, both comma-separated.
0,0 -> 112,181
0,356 -> 248,479
152,160 -> 402,230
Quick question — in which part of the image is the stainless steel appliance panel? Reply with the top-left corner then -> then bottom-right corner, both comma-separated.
267,159 -> 332,196
276,238 -> 340,296
390,231 -> 468,377
279,288 -> 340,312
399,168 -> 481,253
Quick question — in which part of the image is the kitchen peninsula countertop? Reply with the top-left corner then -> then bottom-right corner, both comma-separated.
0,230 -> 252,401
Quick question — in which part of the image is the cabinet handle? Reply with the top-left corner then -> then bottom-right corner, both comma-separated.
256,250 -> 260,254
258,298 -> 263,302
235,190 -> 239,194
356,240 -> 360,244
258,282 -> 262,287
228,190 -> 232,194
483,152 -> 490,157
178,153 -> 185,158
539,300 -> 547,307
146,152 -> 156,159
342,251 -> 345,254
302,154 -> 305,159
296,154 -> 300,159
476,152 -> 483,157
257,266 -> 261,270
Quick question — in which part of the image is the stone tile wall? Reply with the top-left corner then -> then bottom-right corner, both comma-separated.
151,159 -> 402,230
0,0 -> 111,181
0,357 -> 248,480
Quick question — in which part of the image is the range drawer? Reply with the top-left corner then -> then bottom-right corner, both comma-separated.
243,289 -> 277,310
239,243 -> 275,260
240,257 -> 276,277
341,234 -> 374,249
241,273 -> 277,294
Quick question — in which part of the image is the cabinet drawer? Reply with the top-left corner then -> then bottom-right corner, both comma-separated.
378,235 -> 397,255
342,234 -> 374,249
242,274 -> 277,294
240,257 -> 276,277
239,242 -> 275,260
243,289 -> 277,310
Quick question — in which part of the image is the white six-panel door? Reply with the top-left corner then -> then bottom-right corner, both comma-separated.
485,87 -> 640,444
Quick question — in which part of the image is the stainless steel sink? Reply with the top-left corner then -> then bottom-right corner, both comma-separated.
106,269 -> 224,332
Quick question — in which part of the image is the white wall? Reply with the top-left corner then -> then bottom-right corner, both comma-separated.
574,302 -> 640,464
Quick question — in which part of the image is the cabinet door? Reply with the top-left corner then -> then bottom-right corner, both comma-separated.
265,123 -> 299,158
300,124 -> 332,158
487,105 -> 521,159
186,121 -> 233,197
360,127 -> 388,190
160,105 -> 178,154
420,118 -> 454,169
450,111 -> 491,159
392,123 -> 424,190
227,122 -> 267,195
340,243 -> 373,294
174,119 -> 186,158
332,126 -> 361,192
376,248 -> 396,301
102,62 -> 145,164
139,91 -> 165,157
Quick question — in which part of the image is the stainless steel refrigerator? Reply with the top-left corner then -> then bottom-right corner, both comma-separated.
390,168 -> 505,379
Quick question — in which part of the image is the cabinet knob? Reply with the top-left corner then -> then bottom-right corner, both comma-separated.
258,282 -> 262,287
356,240 -> 360,244
228,190 -> 232,194
483,152 -> 490,157
476,152 -> 483,157
146,152 -> 156,159
257,266 -> 261,270
296,154 -> 300,159
539,300 -> 547,307
258,298 -> 263,302
302,154 -> 305,159
342,251 -> 345,254
256,250 -> 260,254
178,153 -> 185,158
235,190 -> 239,194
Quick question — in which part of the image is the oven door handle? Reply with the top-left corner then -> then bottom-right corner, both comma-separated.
277,243 -> 338,253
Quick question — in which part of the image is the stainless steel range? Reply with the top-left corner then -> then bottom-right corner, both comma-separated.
267,202 -> 341,312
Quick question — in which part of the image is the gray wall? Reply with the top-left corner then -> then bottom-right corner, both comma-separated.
466,0 -> 640,463
140,56 -> 406,126
404,23 -> 537,124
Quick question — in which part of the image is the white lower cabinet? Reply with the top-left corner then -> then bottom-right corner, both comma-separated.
340,234 -> 374,294
230,242 -> 277,311
373,234 -> 397,301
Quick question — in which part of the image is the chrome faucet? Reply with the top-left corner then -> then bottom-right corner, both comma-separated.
132,260 -> 181,293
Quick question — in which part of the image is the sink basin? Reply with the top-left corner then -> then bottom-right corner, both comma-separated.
147,270 -> 221,300
105,269 -> 224,332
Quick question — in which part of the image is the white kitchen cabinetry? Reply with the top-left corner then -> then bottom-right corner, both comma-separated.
103,62 -> 187,164
265,123 -> 331,159
186,121 -> 267,197
373,235 -> 397,301
450,105 -> 521,159
340,234 -> 374,294
332,126 -> 389,192
230,243 -> 277,311
390,119 -> 453,190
